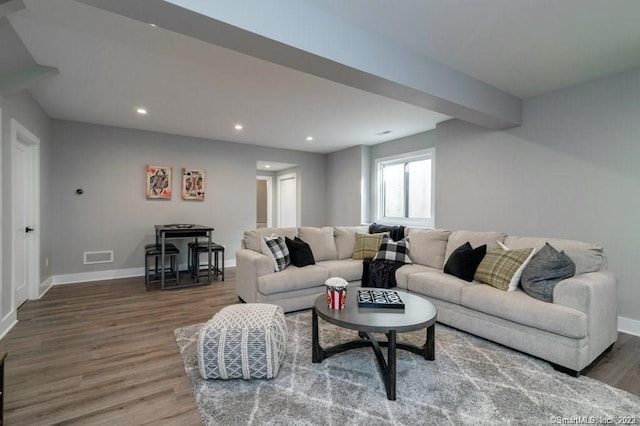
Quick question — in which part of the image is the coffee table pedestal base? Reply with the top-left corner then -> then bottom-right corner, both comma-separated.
312,308 -> 435,401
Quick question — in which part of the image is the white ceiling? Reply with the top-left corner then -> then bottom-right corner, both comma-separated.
256,161 -> 297,172
8,0 -> 640,154
305,0 -> 640,98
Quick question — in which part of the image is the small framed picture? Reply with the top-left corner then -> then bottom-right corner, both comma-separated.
146,165 -> 172,199
182,168 -> 205,200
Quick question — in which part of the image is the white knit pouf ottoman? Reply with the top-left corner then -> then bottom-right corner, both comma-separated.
197,303 -> 287,380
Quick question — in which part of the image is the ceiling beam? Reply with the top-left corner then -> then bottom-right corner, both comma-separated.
0,0 -> 25,19
0,64 -> 59,96
77,0 -> 522,130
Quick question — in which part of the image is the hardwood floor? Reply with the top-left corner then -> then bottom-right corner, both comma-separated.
0,270 -> 239,426
0,269 -> 637,425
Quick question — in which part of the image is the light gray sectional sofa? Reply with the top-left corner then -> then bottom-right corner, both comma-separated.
235,226 -> 618,374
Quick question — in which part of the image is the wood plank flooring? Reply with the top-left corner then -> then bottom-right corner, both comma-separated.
0,271 -> 239,425
0,269 -> 638,425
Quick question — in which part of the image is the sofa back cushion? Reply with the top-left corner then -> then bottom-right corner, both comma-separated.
503,236 -> 603,274
334,226 -> 369,259
445,230 -> 506,263
243,227 -> 298,253
298,227 -> 338,261
407,228 -> 451,269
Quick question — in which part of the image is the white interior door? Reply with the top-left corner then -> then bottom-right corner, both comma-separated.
278,174 -> 297,227
13,139 -> 32,307
11,119 -> 40,307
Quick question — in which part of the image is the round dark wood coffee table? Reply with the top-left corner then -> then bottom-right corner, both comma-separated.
312,287 -> 437,400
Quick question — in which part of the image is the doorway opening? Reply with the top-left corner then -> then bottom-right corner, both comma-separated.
256,175 -> 272,228
256,161 -> 299,229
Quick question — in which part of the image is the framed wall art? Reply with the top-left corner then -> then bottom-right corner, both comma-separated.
146,165 -> 172,199
182,168 -> 205,200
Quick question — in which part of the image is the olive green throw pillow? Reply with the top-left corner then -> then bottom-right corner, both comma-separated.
352,232 -> 385,260
474,247 -> 534,291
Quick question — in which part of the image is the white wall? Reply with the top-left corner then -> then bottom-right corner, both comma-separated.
50,120 -> 327,278
436,67 -> 640,324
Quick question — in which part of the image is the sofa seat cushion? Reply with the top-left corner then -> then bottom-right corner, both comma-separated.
460,285 -> 588,339
394,264 -> 437,289
317,259 -> 363,282
258,265 -> 329,295
408,271 -> 475,305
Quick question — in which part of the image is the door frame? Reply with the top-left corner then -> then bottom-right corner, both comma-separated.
277,172 -> 298,227
11,118 -> 40,305
256,175 -> 273,228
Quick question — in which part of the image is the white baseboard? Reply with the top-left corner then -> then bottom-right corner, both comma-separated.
39,275 -> 54,298
618,316 -> 640,337
52,259 -> 235,286
0,313 -> 17,341
53,267 -> 145,285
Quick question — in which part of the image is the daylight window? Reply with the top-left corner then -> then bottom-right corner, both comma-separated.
375,148 -> 434,228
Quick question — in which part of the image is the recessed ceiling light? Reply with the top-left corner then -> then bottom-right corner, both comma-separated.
137,108 -> 148,115
375,130 -> 392,136
149,23 -> 157,27
306,136 -> 313,141
264,164 -> 271,169
235,124 -> 243,130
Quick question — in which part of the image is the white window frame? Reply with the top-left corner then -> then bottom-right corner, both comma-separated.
374,148 -> 435,228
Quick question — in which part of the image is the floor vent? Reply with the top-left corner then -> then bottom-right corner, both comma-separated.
84,250 -> 114,265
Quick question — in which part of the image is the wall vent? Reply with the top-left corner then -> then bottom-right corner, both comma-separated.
84,250 -> 114,265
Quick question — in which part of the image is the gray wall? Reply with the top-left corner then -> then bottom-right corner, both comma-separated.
50,120 -> 327,275
326,145 -> 369,226
1,17 -> 53,334
370,130 -> 437,161
436,67 -> 640,322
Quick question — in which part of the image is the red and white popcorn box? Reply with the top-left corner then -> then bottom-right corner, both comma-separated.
325,277 -> 348,309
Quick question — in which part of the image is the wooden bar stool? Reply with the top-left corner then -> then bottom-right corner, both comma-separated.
145,243 -> 180,290
187,242 -> 225,281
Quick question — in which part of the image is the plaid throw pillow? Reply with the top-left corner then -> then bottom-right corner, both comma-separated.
260,235 -> 290,272
373,236 -> 412,263
352,232 -> 386,260
474,247 -> 534,291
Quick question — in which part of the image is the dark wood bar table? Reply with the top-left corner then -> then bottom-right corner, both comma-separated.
154,224 -> 214,289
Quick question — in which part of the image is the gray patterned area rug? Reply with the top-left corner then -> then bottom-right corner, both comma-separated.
174,311 -> 640,425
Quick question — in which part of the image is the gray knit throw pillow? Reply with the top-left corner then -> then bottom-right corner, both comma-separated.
520,243 -> 576,302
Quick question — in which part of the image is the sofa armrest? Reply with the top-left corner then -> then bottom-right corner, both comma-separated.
554,270 -> 618,360
235,249 -> 274,303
